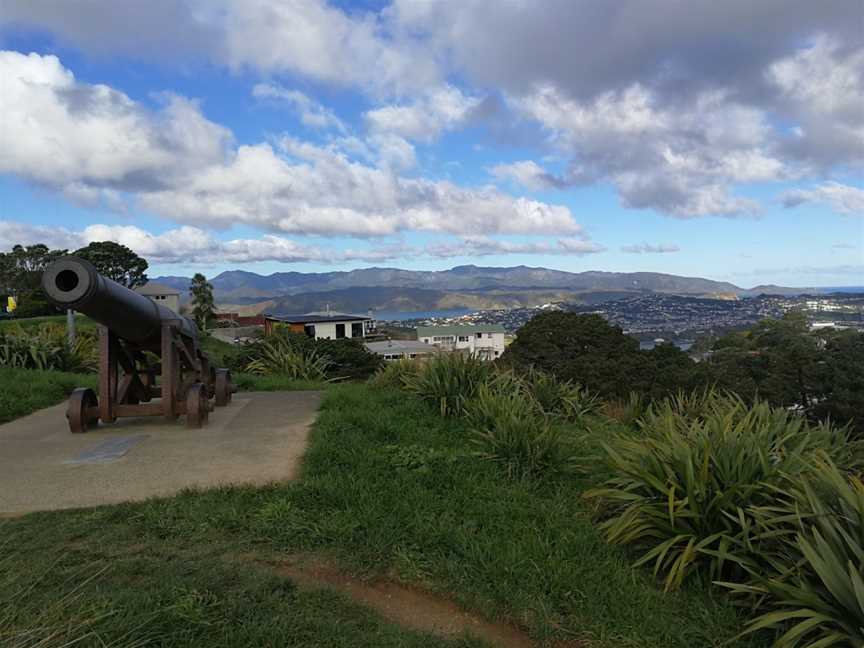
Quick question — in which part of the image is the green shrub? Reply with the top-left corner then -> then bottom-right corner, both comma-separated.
0,323 -> 97,373
402,352 -> 496,416
465,380 -> 576,479
244,336 -> 331,381
584,394 -> 856,591
723,458 -> 864,647
367,358 -> 423,389
237,330 -> 381,381
603,391 -> 649,427
522,367 -> 599,422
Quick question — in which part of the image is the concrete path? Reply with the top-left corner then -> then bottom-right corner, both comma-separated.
0,391 -> 323,514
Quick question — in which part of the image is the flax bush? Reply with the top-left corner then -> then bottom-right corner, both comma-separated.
243,333 -> 332,381
722,458 -> 864,647
367,358 -> 423,390
522,366 -> 599,422
584,393 -> 857,591
0,323 -> 97,373
402,352 -> 496,416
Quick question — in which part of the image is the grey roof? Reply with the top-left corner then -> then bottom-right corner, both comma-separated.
365,340 -> 437,354
416,324 -> 506,337
265,312 -> 371,324
135,282 -> 180,296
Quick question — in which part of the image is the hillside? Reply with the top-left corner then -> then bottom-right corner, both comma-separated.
155,264 -> 806,309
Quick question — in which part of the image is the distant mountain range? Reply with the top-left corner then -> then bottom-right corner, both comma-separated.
153,264 -> 822,312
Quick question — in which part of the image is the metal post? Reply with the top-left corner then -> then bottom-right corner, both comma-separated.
67,309 -> 76,345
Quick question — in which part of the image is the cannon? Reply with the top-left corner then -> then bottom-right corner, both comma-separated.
42,256 -> 234,432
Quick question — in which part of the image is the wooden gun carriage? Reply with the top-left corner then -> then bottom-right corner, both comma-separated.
42,256 -> 234,432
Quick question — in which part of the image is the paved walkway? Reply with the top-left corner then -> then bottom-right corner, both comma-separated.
0,391 -> 323,514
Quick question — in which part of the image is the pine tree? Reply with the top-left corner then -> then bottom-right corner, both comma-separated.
189,273 -> 215,330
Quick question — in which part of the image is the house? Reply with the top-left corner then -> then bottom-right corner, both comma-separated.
263,312 -> 373,340
416,324 -> 506,360
365,339 -> 439,361
135,282 -> 181,313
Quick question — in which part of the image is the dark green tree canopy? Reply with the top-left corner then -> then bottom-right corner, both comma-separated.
0,244 -> 68,317
74,241 -> 149,288
189,273 -> 215,330
503,312 -> 646,399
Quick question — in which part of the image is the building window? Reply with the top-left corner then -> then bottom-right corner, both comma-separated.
475,332 -> 482,338
335,323 -> 346,339
351,322 -> 363,337
458,336 -> 469,342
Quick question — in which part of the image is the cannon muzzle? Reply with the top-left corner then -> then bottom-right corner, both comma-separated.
42,256 -> 195,347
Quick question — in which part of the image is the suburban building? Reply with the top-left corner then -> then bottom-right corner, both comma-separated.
135,282 -> 181,313
263,312 -> 373,340
366,339 -> 439,361
416,324 -> 507,360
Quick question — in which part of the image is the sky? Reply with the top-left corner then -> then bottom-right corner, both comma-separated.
0,0 -> 862,287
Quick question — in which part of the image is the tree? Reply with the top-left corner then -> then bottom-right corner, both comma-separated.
709,311 -> 821,408
503,312 -> 649,399
811,328 -> 864,437
0,244 -> 67,317
74,241 -> 149,288
189,273 -> 215,330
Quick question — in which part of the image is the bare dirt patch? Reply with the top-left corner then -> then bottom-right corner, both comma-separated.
274,555 -> 536,648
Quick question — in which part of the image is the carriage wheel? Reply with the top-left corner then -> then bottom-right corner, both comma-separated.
186,383 -> 209,429
67,388 -> 99,433
215,369 -> 233,406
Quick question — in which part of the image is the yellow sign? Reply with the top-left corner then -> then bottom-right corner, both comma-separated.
7,296 -> 16,312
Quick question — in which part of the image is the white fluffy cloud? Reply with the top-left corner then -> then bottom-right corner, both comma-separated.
364,85 -> 480,142
0,220 -> 602,265
0,0 -> 440,95
3,0 -> 862,225
621,243 -> 681,254
252,83 -> 346,131
508,84 -> 776,217
1,51 -> 580,239
782,182 -> 864,216
0,51 -> 231,193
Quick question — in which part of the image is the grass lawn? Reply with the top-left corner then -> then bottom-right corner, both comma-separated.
0,384 -> 763,647
0,367 -> 97,424
0,313 -> 97,332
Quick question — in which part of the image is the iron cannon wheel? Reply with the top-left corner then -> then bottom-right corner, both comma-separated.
67,388 -> 99,433
215,369 -> 233,406
186,383 -> 210,429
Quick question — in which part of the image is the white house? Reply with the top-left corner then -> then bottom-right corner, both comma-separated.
135,282 -> 181,313
264,312 -> 373,340
416,324 -> 506,360
366,339 -> 439,361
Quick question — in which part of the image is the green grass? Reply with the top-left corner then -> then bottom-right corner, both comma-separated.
0,313 -> 97,332
232,373 -> 329,392
0,384 -> 764,646
0,367 -> 97,423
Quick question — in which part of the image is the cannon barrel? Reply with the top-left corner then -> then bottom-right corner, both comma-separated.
42,256 -> 196,347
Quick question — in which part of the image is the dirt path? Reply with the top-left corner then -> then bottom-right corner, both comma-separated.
274,555 -> 536,648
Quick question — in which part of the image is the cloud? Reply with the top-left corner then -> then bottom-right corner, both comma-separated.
4,0 -> 862,223
768,36 -> 864,169
252,83 -> 346,131
621,243 -> 681,254
364,85 -> 480,142
488,161 -> 568,191
832,243 -> 858,250
1,219 -> 605,265
1,0 -> 441,95
782,182 -> 864,215
0,51 -> 232,195
509,84 -> 772,217
1,51 -> 580,239
425,235 -> 604,258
